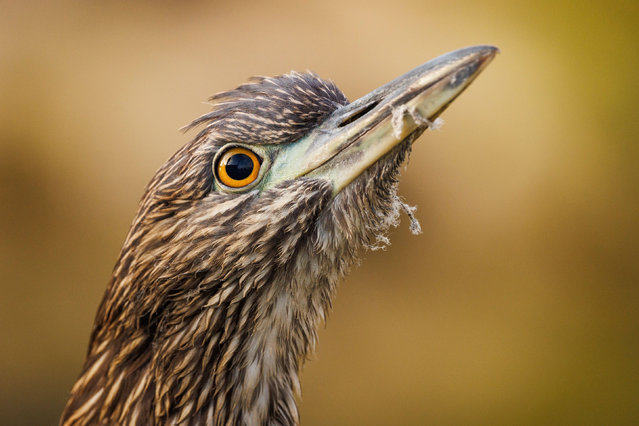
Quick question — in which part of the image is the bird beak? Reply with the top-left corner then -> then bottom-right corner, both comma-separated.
265,45 -> 498,194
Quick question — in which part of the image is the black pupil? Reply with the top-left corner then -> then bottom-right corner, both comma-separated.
225,153 -> 254,180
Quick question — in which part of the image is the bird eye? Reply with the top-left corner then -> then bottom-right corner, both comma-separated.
216,147 -> 262,188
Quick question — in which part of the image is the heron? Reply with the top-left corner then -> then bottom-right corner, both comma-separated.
61,45 -> 497,425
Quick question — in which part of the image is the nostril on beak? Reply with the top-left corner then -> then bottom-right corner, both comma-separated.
338,101 -> 379,128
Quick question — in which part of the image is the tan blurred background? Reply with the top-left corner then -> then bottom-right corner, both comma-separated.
1,0 -> 638,424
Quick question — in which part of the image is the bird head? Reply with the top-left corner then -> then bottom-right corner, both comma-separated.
62,46 -> 497,425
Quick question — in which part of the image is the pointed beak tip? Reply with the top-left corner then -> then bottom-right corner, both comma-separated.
465,45 -> 500,68
476,44 -> 500,56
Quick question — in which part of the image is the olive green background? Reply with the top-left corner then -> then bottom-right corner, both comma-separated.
1,1 -> 637,424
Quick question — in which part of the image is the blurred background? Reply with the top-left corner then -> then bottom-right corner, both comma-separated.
1,0 -> 638,424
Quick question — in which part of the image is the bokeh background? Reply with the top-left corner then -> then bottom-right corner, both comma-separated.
1,0 -> 638,424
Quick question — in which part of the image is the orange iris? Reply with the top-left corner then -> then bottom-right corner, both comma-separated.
216,147 -> 261,188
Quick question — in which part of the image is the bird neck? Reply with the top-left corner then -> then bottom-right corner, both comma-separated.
62,236 -> 338,426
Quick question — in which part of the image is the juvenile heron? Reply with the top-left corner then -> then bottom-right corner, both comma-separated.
61,46 -> 497,425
